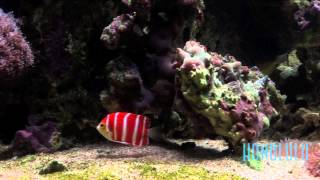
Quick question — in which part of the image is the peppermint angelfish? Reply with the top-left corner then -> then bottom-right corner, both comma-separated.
97,112 -> 154,146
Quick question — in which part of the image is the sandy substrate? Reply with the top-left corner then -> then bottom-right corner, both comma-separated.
0,139 -> 318,180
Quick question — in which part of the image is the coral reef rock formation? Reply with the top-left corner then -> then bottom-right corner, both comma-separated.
99,1 -> 285,149
0,120 -> 62,159
165,41 -> 284,148
269,46 -> 320,140
99,0 -> 206,119
8,121 -> 61,157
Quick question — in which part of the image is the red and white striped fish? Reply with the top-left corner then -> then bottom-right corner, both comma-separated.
96,112 -> 151,146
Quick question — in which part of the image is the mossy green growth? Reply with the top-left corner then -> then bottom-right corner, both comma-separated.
266,84 -> 286,112
44,165 -> 120,180
39,160 -> 67,175
178,65 -> 243,143
180,67 -> 240,110
133,162 -> 246,180
20,155 -> 36,165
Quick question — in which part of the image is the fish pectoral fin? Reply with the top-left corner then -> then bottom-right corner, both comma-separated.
105,131 -> 113,141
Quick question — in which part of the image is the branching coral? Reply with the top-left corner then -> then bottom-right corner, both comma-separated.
0,9 -> 34,79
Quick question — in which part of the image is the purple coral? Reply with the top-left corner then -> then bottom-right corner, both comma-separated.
0,9 -> 34,78
294,0 -> 320,30
310,0 -> 320,14
10,121 -> 58,156
230,95 -> 265,141
100,13 -> 136,49
294,10 -> 311,30
258,89 -> 276,117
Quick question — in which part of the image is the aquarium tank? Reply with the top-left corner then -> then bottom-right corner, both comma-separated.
0,0 -> 320,179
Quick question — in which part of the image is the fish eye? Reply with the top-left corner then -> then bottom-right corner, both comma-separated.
100,124 -> 105,127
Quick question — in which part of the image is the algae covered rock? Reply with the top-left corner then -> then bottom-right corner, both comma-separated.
39,160 -> 67,175
100,57 -> 154,113
165,41 -> 285,147
268,46 -> 320,139
274,50 -> 302,81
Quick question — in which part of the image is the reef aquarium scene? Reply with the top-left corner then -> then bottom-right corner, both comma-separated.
1,0 -> 320,180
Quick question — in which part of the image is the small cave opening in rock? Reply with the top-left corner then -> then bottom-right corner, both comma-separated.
0,103 -> 29,145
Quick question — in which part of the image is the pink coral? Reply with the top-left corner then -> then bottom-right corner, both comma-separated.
0,9 -> 34,78
230,95 -> 265,141
184,40 -> 207,55
177,46 -> 205,71
210,52 -> 223,66
180,58 -> 205,71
